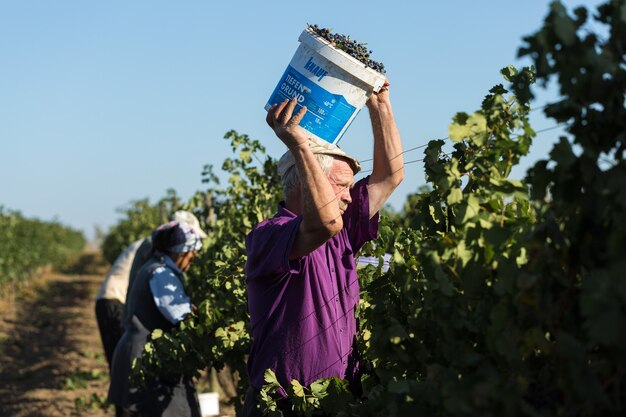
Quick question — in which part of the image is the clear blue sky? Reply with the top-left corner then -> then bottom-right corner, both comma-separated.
0,0 -> 601,241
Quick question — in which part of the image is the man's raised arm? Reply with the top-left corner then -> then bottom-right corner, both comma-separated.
366,82 -> 405,218
267,98 -> 343,259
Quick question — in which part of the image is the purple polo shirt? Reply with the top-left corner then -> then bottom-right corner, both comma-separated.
245,177 -> 379,391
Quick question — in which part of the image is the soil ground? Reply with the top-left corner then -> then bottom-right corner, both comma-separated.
0,252 -> 235,417
0,257 -> 112,417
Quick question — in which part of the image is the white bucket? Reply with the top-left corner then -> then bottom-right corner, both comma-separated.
198,392 -> 220,416
266,28 -> 386,145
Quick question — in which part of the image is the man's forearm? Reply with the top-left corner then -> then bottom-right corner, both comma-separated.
292,145 -> 343,234
268,99 -> 342,258
371,100 -> 404,180
367,98 -> 405,216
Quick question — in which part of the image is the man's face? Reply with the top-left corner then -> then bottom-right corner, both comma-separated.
327,158 -> 355,214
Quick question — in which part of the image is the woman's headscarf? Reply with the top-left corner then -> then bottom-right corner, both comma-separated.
152,221 -> 203,254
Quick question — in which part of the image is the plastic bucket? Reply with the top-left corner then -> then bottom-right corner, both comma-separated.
198,392 -> 219,416
266,28 -> 386,145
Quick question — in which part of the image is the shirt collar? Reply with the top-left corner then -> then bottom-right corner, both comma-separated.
277,201 -> 298,218
162,254 -> 183,274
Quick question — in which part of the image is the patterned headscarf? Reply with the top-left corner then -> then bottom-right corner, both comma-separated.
152,221 -> 203,254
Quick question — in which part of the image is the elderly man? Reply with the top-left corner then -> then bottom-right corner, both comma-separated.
244,83 -> 404,415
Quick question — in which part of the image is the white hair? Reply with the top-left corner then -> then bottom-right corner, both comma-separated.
282,153 -> 335,202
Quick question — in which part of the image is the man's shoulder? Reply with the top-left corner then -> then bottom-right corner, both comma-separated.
246,212 -> 301,258
250,211 -> 297,234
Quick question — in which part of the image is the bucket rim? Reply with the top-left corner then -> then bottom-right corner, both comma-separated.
298,29 -> 386,91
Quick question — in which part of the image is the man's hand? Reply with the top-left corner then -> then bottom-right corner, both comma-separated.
266,98 -> 309,150
366,81 -> 391,112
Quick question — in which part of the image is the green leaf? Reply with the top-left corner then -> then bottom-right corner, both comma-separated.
393,250 -> 405,265
263,369 -> 283,390
466,113 -> 488,146
455,240 -> 472,267
456,195 -> 480,224
448,122 -> 471,142
240,150 -> 252,163
429,204 -> 441,224
310,379 -> 330,398
242,216 -> 252,229
549,137 -> 576,167
553,5 -> 577,46
500,65 -> 518,81
290,380 -> 305,398
447,187 -> 463,205
467,195 -> 480,217
449,112 -> 487,144
515,247 -> 528,267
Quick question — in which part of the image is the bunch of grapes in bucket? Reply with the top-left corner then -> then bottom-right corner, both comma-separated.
307,24 -> 386,74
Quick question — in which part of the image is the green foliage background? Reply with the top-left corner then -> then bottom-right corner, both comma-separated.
0,208 -> 85,290
100,189 -> 184,264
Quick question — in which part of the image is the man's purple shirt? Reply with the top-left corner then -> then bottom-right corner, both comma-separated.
245,177 -> 379,391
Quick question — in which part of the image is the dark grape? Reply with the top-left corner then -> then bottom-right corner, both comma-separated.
306,24 -> 386,74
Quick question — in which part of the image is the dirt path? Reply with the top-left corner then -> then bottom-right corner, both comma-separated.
0,254 -> 236,417
0,265 -> 112,417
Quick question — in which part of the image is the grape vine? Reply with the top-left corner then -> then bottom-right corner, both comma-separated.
0,208 -> 85,291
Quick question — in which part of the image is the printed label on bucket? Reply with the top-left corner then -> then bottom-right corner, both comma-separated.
266,65 -> 356,144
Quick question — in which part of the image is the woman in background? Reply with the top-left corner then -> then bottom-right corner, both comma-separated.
108,221 -> 203,417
